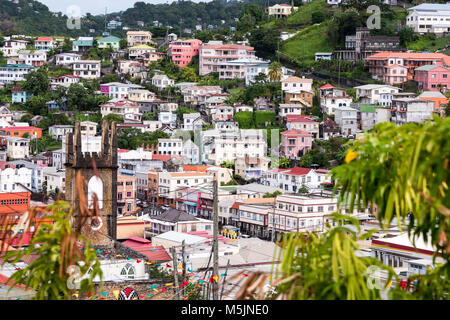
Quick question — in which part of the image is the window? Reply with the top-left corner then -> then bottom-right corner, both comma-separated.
120,263 -> 136,279
307,206 -> 313,212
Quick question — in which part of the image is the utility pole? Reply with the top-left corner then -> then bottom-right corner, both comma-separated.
171,246 -> 180,300
212,176 -> 219,300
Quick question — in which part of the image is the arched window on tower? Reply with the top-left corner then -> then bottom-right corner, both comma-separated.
88,176 -> 103,209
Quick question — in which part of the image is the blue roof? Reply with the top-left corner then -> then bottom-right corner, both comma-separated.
409,4 -> 450,11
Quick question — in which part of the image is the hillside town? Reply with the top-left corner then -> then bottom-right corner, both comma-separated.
0,0 -> 448,301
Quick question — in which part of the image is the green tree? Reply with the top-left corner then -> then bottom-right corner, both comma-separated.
179,66 -> 198,82
268,62 -> 282,83
332,118 -> 450,299
62,37 -> 72,52
103,113 -> 124,125
399,26 -> 416,47
23,68 -> 50,96
1,199 -> 103,300
119,39 -> 128,49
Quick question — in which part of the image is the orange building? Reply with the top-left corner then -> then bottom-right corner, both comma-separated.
0,192 -> 30,215
0,127 -> 42,146
147,170 -> 159,204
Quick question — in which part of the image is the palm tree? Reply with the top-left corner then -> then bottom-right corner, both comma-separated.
268,62 -> 282,82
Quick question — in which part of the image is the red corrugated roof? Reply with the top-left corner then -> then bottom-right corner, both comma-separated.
286,115 -> 317,123
1,126 -> 41,131
319,84 -> 335,90
284,167 -> 312,176
281,129 -> 312,136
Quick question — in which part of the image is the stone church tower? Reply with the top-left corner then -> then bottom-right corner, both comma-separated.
65,120 -> 118,242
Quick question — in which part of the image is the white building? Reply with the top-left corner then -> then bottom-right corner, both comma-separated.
0,64 -> 37,85
355,84 -> 400,105
158,112 -> 177,128
0,39 -> 28,57
406,3 -> 450,35
261,167 -> 332,193
10,160 -> 44,192
100,100 -> 142,123
279,104 -> 303,117
50,75 -> 80,90
48,125 -> 74,141
0,166 -> 32,192
6,137 -> 29,160
43,167 -> 66,195
245,62 -> 269,86
158,172 -> 213,205
151,74 -> 175,91
267,4 -> 298,19
55,53 -> 81,66
158,138 -> 183,156
183,113 -> 203,131
182,139 -> 200,164
17,50 -> 47,67
334,106 -> 358,136
213,129 -> 267,165
391,98 -> 435,126
102,82 -> 144,100
80,121 -> 97,136
72,60 -> 101,79
321,95 -> 353,115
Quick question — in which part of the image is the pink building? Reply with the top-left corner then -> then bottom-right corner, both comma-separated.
280,129 -> 312,159
383,64 -> 408,85
169,39 -> 202,68
117,171 -> 137,215
415,64 -> 450,92
199,41 -> 256,76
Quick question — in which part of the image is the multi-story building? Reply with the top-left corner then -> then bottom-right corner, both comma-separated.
213,129 -> 267,165
199,41 -> 256,76
390,98 -> 435,126
320,118 -> 340,140
0,126 -> 42,139
48,125 -> 74,141
158,171 -> 213,207
236,199 -> 276,239
365,52 -> 450,83
0,165 -> 32,192
282,76 -> 313,93
0,191 -> 30,215
319,87 -> 353,115
182,85 -> 223,106
262,167 -> 332,193
406,3 -> 450,36
235,156 -> 270,180
72,60 -> 101,79
127,89 -> 156,103
100,100 -> 142,123
80,121 -> 97,136
128,44 -> 155,60
158,112 -> 177,128
157,138 -> 183,156
168,39 -> 202,67
34,37 -> 55,51
212,104 -> 234,121
279,104 -> 303,117
335,27 -> 403,62
117,169 -> 137,215
334,106 -> 358,136
266,4 -> 298,19
285,115 -> 319,139
182,140 -> 200,164
280,130 -> 312,159
0,39 -> 28,57
55,53 -> 80,66
42,167 -> 65,195
10,160 -> 44,192
415,64 -> 450,92
245,62 -> 269,86
100,82 -> 144,99
11,86 -> 32,104
17,50 -> 47,67
268,194 -> 340,239
50,74 -> 80,90
355,84 -> 400,105
182,113 -> 203,131
218,58 -> 269,81
72,37 -> 94,52
0,64 -> 38,84
126,31 -> 153,47
151,74 -> 175,91
418,91 -> 450,117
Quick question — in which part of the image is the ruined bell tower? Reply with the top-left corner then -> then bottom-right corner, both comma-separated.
65,120 -> 118,241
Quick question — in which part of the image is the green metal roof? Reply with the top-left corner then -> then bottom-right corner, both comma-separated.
360,105 -> 377,113
98,36 -> 121,43
415,64 -> 447,71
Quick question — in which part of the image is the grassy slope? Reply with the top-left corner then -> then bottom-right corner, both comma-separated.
280,23 -> 333,67
407,36 -> 450,53
285,0 -> 328,26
